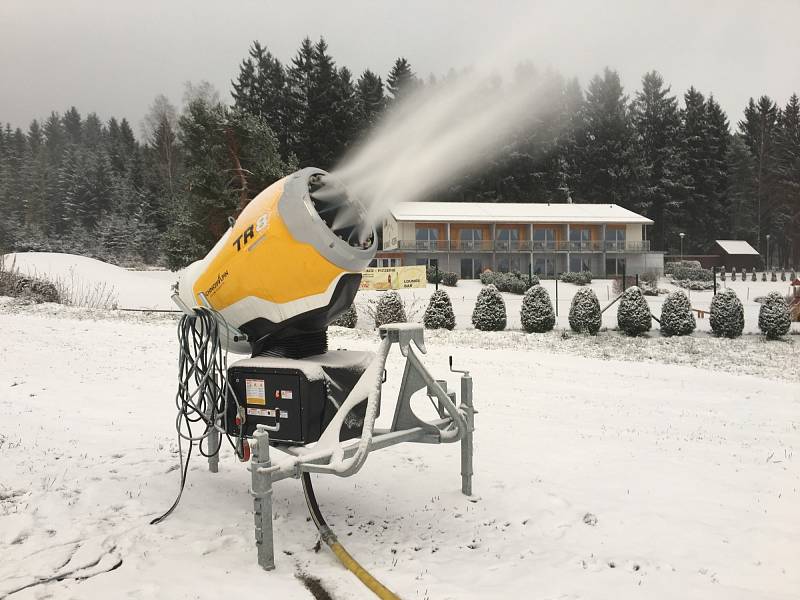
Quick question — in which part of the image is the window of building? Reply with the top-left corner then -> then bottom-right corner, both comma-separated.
569,227 -> 591,250
459,228 -> 483,250
533,257 -> 555,277
532,227 -> 555,250
569,254 -> 592,272
415,227 -> 438,250
460,258 -> 483,279
605,257 -> 626,276
374,258 -> 401,268
495,227 -> 519,250
498,256 -> 522,273
605,227 -> 626,251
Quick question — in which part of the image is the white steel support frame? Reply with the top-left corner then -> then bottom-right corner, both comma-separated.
211,323 -> 475,571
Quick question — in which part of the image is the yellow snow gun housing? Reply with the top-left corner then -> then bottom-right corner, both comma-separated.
175,167 -> 376,357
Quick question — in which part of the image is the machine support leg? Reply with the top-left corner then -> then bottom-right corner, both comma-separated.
460,374 -> 474,497
207,420 -> 220,473
251,425 -> 275,570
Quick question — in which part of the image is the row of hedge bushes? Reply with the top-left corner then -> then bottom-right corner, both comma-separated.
479,270 -> 539,294
720,268 -> 797,282
334,284 -> 793,340
559,270 -> 593,285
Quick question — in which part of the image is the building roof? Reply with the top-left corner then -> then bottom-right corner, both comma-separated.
390,202 -> 653,225
715,240 -> 760,256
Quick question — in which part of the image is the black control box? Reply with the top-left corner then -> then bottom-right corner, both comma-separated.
224,351 -> 374,446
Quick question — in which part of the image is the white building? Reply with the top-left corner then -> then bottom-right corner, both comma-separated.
377,202 -> 664,278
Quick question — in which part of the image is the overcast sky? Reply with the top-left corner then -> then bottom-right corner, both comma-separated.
2,0 -> 799,136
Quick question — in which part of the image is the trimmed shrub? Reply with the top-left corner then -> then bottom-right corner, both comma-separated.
720,266 -> 726,281
731,266 -> 736,280
568,288 -> 601,334
660,290 -> 696,336
479,269 -> 495,285
423,289 -> 456,330
758,291 -> 791,339
771,271 -> 777,282
472,284 -> 506,331
426,266 -> 442,285
741,267 -> 747,281
751,270 -> 757,282
441,271 -> 459,287
491,271 -> 535,294
509,277 -> 528,295
710,288 -> 744,338
521,285 -> 555,333
761,271 -> 767,282
673,279 -> 714,291
374,290 -> 407,327
665,260 -> 700,275
781,271 -> 786,282
331,303 -> 358,328
671,264 -> 714,281
617,286 -> 652,336
560,270 -> 592,285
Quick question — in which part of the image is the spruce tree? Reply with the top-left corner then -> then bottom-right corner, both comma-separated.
387,58 -> 419,102
569,288 -> 602,334
424,289 -> 456,330
710,288 -> 745,338
775,94 -> 800,267
617,286 -> 652,335
660,290 -> 696,336
231,41 -> 289,155
471,284 -> 506,331
630,71 -> 688,250
739,96 -> 780,255
576,68 -> 636,207
356,70 -> 386,132
520,285 -> 555,333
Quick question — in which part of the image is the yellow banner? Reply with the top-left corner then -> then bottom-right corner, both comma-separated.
359,266 -> 427,290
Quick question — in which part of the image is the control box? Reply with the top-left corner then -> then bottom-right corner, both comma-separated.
225,351 -> 374,446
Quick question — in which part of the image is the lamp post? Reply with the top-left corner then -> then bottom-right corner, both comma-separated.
679,232 -> 685,261
766,234 -> 771,271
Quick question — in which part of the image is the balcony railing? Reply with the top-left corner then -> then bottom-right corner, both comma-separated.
393,240 -> 651,252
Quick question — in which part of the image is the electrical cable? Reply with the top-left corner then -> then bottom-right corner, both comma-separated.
301,472 -> 401,600
151,307 -> 242,525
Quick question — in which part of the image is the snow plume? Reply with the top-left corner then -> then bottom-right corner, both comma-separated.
330,65 -> 558,239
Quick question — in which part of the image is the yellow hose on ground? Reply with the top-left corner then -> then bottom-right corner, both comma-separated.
327,539 -> 400,600
302,472 -> 401,599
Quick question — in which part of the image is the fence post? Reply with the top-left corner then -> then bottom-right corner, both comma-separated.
555,275 -> 559,317
713,266 -> 717,295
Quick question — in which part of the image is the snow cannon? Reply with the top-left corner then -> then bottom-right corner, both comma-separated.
162,168 -> 475,586
175,167 -> 376,356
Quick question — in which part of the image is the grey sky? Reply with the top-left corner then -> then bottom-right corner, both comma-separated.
2,0 -> 799,135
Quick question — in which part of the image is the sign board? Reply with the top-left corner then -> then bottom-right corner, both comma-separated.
359,266 -> 427,290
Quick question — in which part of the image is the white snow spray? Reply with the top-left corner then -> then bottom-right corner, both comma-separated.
329,61 -> 559,241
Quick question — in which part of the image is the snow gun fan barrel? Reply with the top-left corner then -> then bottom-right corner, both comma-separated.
175,167 -> 376,356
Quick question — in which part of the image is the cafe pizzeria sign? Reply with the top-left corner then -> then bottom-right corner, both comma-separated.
359,266 -> 427,290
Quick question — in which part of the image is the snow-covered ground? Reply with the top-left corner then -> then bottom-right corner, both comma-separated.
1,253 -> 799,599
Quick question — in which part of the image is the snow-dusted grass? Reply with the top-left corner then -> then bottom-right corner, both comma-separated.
0,305 -> 798,599
3,253 -> 176,310
1,253 -> 798,598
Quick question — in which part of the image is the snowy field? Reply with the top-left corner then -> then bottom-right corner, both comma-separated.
1,253 -> 799,599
